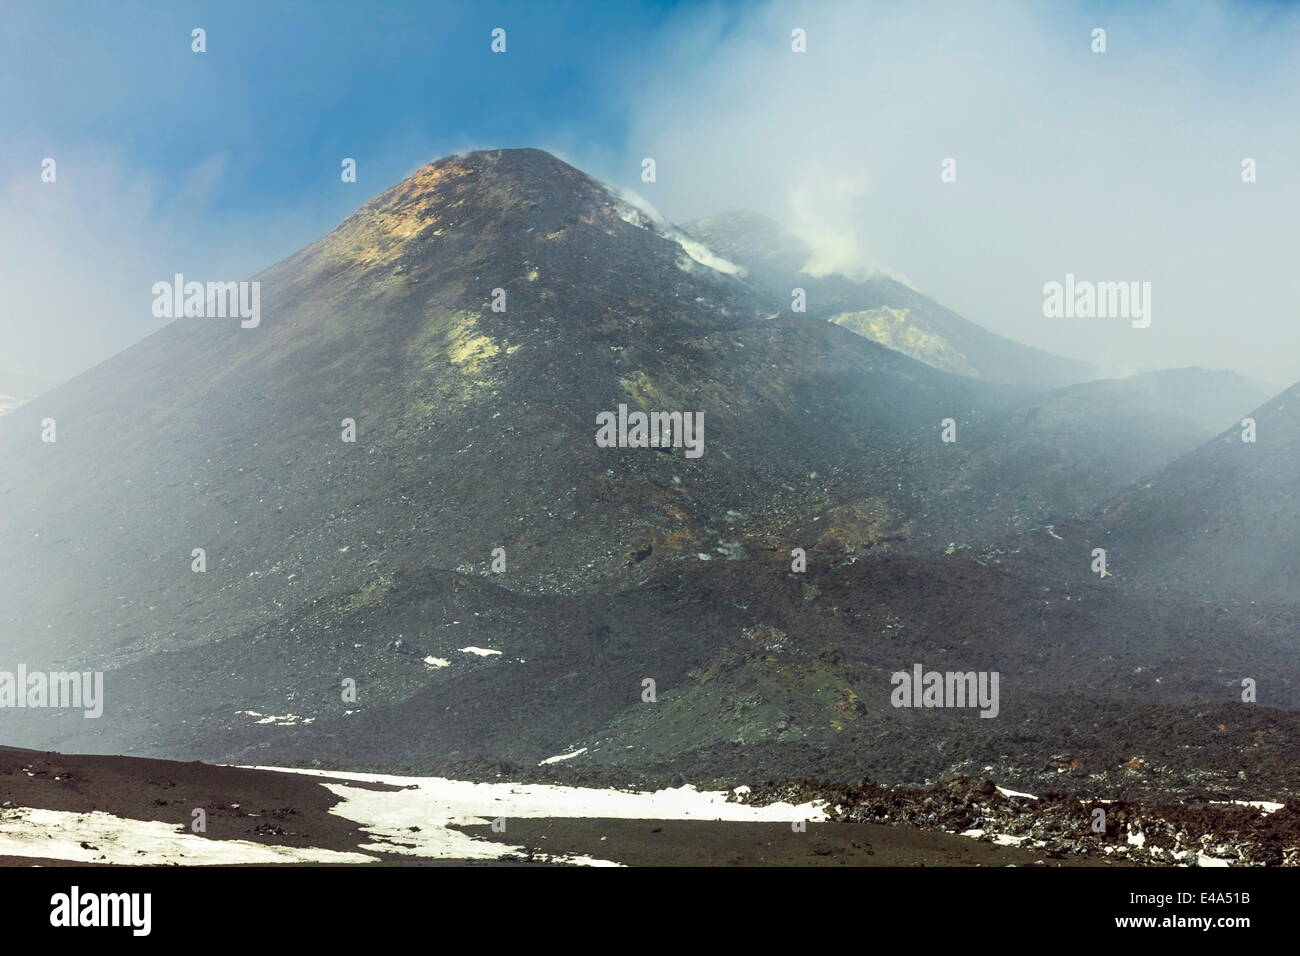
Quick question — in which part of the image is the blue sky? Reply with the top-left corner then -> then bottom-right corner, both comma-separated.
2,0 -> 735,380
3,0 -> 1300,386
2,1 -> 708,262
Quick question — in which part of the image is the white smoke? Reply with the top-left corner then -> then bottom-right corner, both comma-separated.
608,185 -> 747,278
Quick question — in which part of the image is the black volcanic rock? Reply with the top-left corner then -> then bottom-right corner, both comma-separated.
22,551 -> 1298,803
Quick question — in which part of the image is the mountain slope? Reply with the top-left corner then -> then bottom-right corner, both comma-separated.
1088,381 -> 1300,603
21,553 -> 1296,802
922,368 -> 1275,542
683,211 -> 1095,388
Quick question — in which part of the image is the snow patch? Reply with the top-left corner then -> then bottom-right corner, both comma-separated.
539,748 -> 588,766
0,807 -> 374,865
960,828 -> 1028,847
245,766 -> 827,866
995,786 -> 1038,800
1213,800 -> 1284,814
235,710 -> 315,726
992,833 -> 1029,846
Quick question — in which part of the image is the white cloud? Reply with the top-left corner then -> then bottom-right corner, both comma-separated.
614,0 -> 1300,386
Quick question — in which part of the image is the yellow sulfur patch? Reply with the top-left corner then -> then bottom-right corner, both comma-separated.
830,308 -> 978,378
411,310 -> 505,387
323,160 -> 471,269
448,326 -> 501,372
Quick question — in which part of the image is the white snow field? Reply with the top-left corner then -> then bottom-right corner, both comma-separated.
248,766 -> 827,866
0,806 -> 374,865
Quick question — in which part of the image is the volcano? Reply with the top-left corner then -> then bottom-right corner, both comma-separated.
1,148 -> 1007,667
0,149 -> 1292,810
